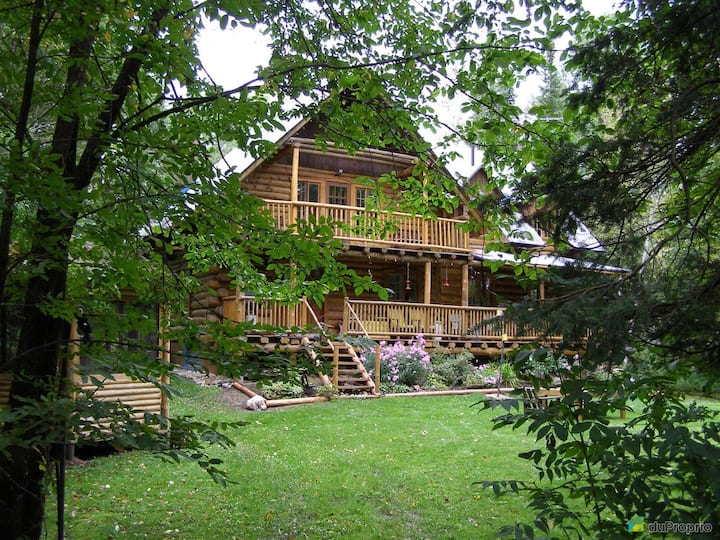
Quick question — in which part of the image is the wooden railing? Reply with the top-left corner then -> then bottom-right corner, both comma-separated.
344,299 -> 550,341
262,200 -> 469,251
221,295 -> 554,343
222,295 -> 309,329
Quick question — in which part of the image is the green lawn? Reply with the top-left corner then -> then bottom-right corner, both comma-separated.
45,380 -> 539,539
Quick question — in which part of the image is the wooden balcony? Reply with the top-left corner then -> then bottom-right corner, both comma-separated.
262,200 -> 469,252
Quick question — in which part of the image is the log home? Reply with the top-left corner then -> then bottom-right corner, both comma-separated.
182,118 -> 611,393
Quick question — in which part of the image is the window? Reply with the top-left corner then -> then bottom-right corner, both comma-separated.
80,301 -> 159,368
328,183 -> 349,206
298,181 -> 320,202
355,187 -> 368,208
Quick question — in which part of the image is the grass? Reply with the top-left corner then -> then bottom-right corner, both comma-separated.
44,379 -> 539,539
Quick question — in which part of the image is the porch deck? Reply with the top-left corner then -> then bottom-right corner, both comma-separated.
222,296 -> 557,353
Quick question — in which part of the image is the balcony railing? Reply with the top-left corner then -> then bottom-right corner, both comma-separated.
221,293 -> 561,344
222,295 -> 309,329
344,299 -> 554,342
262,200 -> 469,251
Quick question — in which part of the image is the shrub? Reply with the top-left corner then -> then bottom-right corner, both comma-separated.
515,347 -> 570,379
379,382 -> 412,394
466,363 -> 500,387
424,372 -> 450,391
466,362 -> 519,388
429,349 -> 475,387
260,381 -> 304,400
361,335 -> 432,389
481,370 -> 720,538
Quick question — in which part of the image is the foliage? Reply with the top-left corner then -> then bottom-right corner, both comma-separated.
315,383 -> 338,399
0,0 -> 636,535
477,2 -> 720,533
479,369 -> 720,538
466,362 -> 519,389
507,0 -> 720,374
429,349 -> 476,388
361,335 -> 432,389
514,347 -> 572,380
259,381 -> 304,400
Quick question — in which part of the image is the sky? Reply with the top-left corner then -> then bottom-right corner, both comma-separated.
195,0 -> 616,177
196,0 -> 615,93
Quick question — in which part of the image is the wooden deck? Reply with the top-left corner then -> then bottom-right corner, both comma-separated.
222,296 -> 558,356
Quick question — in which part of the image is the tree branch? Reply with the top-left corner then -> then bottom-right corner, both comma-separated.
76,7 -> 170,189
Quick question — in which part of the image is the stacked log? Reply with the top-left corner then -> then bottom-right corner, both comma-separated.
189,268 -> 233,324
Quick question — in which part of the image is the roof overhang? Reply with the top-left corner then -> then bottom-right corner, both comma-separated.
473,249 -> 628,274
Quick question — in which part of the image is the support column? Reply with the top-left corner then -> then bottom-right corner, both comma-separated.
290,141 -> 300,225
423,260 -> 432,304
461,264 -> 469,307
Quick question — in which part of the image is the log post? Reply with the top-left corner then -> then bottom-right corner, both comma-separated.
332,345 -> 339,389
461,264 -> 469,307
290,141 -> 300,225
423,261 -> 431,305
374,344 -> 381,391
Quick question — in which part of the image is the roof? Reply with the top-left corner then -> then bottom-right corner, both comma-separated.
473,249 -> 628,274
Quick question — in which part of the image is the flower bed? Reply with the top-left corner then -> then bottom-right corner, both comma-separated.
361,334 -> 518,393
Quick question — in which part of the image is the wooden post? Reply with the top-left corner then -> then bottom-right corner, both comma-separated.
235,284 -> 246,322
332,345 -> 339,389
461,264 -> 469,307
290,141 -> 300,225
423,261 -> 431,304
374,344 -> 381,391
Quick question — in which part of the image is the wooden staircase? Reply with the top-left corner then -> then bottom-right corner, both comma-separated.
323,341 -> 377,395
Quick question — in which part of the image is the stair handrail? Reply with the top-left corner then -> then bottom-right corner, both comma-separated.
302,298 -> 334,387
343,297 -> 371,339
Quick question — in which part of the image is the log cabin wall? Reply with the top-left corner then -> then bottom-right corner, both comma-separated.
0,372 -> 10,409
241,158 -> 402,206
188,267 -> 234,326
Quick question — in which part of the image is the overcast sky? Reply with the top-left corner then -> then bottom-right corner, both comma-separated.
196,0 -> 615,177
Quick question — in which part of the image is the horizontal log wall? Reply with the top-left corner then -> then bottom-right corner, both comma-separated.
0,373 -> 163,427
189,267 -> 233,324
0,372 -> 10,408
242,162 -> 293,201
79,374 -> 163,415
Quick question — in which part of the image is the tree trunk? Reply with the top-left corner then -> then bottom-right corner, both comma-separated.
0,5 -> 173,537
0,209 -> 75,539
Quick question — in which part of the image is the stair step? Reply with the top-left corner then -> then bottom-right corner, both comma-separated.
340,386 -> 374,393
321,341 -> 377,396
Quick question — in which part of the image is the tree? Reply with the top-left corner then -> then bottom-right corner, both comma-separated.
478,0 -> 720,536
516,0 -> 720,377
0,1 -> 573,537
